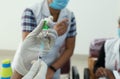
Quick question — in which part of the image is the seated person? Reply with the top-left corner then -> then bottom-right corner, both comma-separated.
93,38 -> 120,79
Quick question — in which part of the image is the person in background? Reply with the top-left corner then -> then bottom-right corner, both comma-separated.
93,17 -> 120,79
11,0 -> 77,79
93,38 -> 120,79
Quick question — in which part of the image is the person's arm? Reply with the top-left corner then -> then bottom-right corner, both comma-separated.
54,37 -> 75,67
46,36 -> 76,79
46,12 -> 77,79
11,70 -> 23,79
11,8 -> 36,79
50,12 -> 77,71
21,8 -> 37,40
22,32 -> 30,40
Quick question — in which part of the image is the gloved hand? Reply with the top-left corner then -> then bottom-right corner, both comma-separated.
22,16 -> 58,56
13,16 -> 58,77
22,59 -> 47,79
21,16 -> 58,79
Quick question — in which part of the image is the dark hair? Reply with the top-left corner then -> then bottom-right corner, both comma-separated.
118,17 -> 120,24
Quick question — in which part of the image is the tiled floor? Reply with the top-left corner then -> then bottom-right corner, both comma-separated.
0,50 -> 88,79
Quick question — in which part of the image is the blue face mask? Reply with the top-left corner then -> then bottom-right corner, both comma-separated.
118,28 -> 120,38
49,0 -> 69,10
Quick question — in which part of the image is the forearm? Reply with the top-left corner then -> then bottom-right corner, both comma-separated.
22,32 -> 30,40
51,37 -> 75,70
107,70 -> 115,79
11,70 -> 23,79
46,44 -> 73,79
51,48 -> 73,70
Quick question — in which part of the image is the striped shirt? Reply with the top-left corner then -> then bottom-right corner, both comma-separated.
21,8 -> 77,38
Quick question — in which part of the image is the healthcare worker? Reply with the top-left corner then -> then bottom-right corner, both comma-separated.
11,0 -> 77,79
93,38 -> 120,79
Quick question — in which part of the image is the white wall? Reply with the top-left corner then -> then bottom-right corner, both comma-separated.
0,0 -> 120,55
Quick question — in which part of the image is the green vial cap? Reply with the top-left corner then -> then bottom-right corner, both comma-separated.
42,21 -> 49,30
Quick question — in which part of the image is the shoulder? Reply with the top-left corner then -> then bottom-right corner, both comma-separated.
105,38 -> 119,46
104,38 -> 119,53
23,1 -> 44,13
26,2 -> 42,12
23,1 -> 44,19
62,8 -> 76,24
64,8 -> 74,16
66,8 -> 76,23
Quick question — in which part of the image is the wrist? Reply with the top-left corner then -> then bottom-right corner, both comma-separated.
49,65 -> 57,72
107,70 -> 115,79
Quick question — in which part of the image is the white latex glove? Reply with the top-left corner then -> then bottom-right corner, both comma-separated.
39,29 -> 58,56
33,59 -> 48,79
22,59 -> 47,79
13,16 -> 58,76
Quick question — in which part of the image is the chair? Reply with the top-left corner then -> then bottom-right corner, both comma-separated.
84,38 -> 107,79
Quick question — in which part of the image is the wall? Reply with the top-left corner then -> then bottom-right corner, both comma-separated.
0,0 -> 119,55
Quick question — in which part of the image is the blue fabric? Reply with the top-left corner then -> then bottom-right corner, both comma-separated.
21,8 -> 37,32
118,28 -> 120,38
49,0 -> 69,10
67,12 -> 77,38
